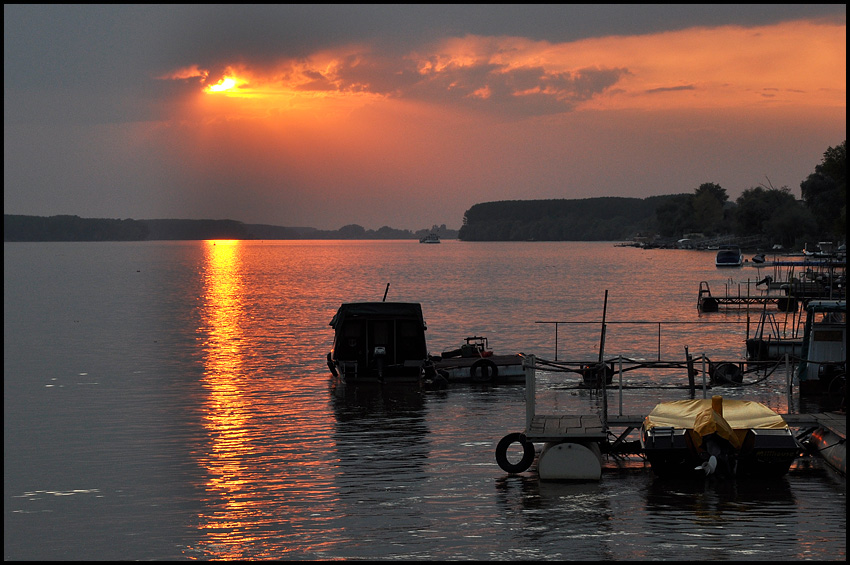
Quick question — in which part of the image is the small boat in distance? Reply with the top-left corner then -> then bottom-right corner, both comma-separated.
419,232 -> 441,244
715,245 -> 744,267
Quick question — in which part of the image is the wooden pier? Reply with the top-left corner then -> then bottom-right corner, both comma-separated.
496,355 -> 846,479
697,281 -> 800,313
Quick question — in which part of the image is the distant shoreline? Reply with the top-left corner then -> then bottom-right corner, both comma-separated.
3,214 -> 459,242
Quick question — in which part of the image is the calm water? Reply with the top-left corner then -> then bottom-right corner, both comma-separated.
4,240 -> 845,560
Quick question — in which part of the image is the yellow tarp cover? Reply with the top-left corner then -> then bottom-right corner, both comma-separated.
643,396 -> 788,449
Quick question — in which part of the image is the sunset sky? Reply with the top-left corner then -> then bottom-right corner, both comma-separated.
4,5 -> 846,230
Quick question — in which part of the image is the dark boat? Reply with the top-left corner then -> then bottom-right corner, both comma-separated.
327,302 -> 432,384
640,396 -> 800,478
715,245 -> 743,267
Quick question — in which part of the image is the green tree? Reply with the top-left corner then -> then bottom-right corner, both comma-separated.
692,182 -> 728,234
734,186 -> 798,239
762,201 -> 818,248
655,194 -> 694,237
801,140 -> 846,238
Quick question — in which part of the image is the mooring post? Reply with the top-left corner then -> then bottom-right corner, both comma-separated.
701,354 -> 707,399
601,362 -> 608,430
785,353 -> 792,408
618,355 -> 623,416
525,354 -> 536,430
685,346 -> 695,398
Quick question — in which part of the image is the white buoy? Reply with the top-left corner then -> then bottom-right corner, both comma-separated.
537,441 -> 602,481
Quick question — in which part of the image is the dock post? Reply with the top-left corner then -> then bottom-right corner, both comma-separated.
601,361 -> 608,430
525,355 -> 536,430
618,355 -> 623,416
785,353 -> 792,409
685,346 -> 695,398
701,354 -> 707,398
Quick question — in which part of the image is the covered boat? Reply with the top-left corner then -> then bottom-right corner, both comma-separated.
327,302 -> 431,384
715,245 -> 744,267
640,396 -> 800,478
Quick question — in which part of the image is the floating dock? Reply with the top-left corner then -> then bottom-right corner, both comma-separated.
698,281 -> 801,312
495,355 -> 846,480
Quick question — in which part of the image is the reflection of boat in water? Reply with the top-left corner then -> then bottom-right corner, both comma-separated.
715,245 -> 744,267
419,233 -> 441,243
640,396 -> 800,478
796,300 -> 846,394
327,302 -> 432,384
435,336 -> 524,383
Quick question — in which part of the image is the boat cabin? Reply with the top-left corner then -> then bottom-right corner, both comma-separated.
328,302 -> 430,383
796,300 -> 846,393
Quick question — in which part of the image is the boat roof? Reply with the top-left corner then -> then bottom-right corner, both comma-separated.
805,300 -> 846,312
644,398 -> 788,430
329,302 -> 426,328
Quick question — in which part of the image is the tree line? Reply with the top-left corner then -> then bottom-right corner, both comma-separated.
458,140 -> 845,246
3,215 -> 459,242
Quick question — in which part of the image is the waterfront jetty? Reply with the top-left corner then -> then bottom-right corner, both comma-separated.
697,280 -> 801,313
494,354 -> 846,480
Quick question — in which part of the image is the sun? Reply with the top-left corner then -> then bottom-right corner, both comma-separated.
205,75 -> 244,94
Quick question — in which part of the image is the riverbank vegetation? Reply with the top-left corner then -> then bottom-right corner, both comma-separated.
459,140 -> 845,247
5,141 -> 843,245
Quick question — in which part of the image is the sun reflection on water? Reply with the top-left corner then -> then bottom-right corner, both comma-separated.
195,240 -> 258,557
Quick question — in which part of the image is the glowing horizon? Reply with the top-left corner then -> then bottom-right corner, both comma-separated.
179,19 -> 844,122
5,5 -> 844,231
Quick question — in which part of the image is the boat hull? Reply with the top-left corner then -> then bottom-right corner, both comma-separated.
435,354 -> 525,383
745,338 -> 803,362
639,398 -> 800,478
641,426 -> 799,478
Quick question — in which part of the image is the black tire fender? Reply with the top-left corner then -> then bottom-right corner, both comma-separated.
495,432 -> 535,473
471,359 -> 498,382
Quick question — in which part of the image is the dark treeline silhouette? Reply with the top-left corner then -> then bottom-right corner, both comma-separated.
458,196 -> 674,241
3,215 -> 458,242
6,140 -> 843,245
459,140 -> 845,245
4,214 -> 150,241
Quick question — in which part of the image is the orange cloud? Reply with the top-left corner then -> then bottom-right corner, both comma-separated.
160,18 -> 843,122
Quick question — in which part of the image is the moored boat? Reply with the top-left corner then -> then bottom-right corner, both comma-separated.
796,300 -> 846,394
435,336 -> 524,383
640,396 -> 800,478
715,245 -> 744,267
327,302 -> 432,384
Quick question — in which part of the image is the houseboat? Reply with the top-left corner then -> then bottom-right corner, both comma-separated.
327,302 -> 432,384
